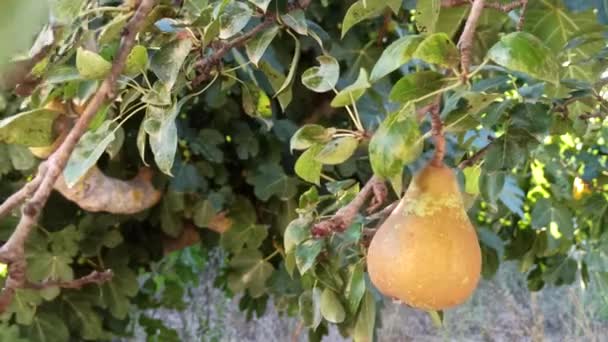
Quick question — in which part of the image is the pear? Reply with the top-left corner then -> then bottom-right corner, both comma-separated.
366,162 -> 481,310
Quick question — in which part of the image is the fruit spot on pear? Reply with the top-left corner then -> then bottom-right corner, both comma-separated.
366,162 -> 482,311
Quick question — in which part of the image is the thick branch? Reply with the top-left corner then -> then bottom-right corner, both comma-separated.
0,0 -> 155,314
311,176 -> 387,237
457,0 -> 485,81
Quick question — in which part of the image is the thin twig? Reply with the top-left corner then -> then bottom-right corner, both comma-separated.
0,163 -> 46,220
516,0 -> 529,31
377,8 -> 392,46
458,142 -> 493,169
457,0 -> 485,81
192,16 -> 275,85
0,0 -> 154,313
311,176 -> 386,237
291,320 -> 304,342
192,1 -> 311,86
26,270 -> 113,290
442,0 -> 527,12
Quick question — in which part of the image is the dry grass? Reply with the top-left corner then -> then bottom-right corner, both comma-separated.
127,252 -> 608,342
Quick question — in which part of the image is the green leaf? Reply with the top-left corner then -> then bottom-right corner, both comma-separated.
101,252 -> 139,319
462,165 -> 481,195
27,252 -> 73,284
370,35 -> 424,82
66,300 -> 110,340
301,55 -> 340,92
246,25 -> 279,66
341,0 -> 401,38
330,68 -> 371,107
435,6 -> 469,38
227,248 -> 274,298
193,199 -> 217,228
315,136 -> 359,165
76,47 -> 111,80
353,290 -> 376,342
488,32 -> 560,84
0,0 -> 48,67
160,196 -> 183,238
8,145 -> 35,170
389,70 -> 446,103
298,289 -> 322,328
7,289 -> 43,325
483,135 -> 529,172
49,225 -> 81,258
99,13 -> 130,45
369,106 -> 422,179
218,1 -> 253,39
0,109 -> 60,147
274,32 -> 301,97
150,38 -> 193,89
320,288 -> 345,323
242,83 -> 272,118
0,323 -> 27,342
63,120 -> 116,187
142,81 -> 172,107
479,171 -> 505,205
281,9 -> 308,35
247,0 -> 271,12
345,263 -> 366,314
49,0 -> 84,24
191,128 -> 224,163
531,198 -> 574,239
415,0 -> 441,34
413,32 -> 459,68
524,1 -> 600,84
290,124 -> 335,151
443,92 -> 500,133
124,45 -> 148,76
145,104 -> 179,175
295,239 -> 323,274
23,312 -> 69,342
295,144 -> 323,185
245,163 -> 298,201
284,217 -> 313,253
259,61 -> 293,111
221,223 -> 268,253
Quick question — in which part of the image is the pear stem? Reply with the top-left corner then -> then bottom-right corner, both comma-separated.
429,100 -> 445,167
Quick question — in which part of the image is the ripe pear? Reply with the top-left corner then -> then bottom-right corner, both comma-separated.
367,162 -> 481,310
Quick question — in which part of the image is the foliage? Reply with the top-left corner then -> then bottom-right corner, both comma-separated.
0,0 -> 606,341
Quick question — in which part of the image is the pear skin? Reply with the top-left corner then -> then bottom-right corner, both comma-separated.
367,162 -> 481,310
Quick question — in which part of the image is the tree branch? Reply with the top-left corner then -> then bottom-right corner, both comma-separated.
192,2 -> 310,86
0,164 -> 46,220
516,0 -> 529,31
311,176 -> 387,238
0,0 -> 155,313
429,98 -> 445,167
442,0 -> 528,13
26,270 -> 113,290
457,0 -> 485,81
457,141 -> 493,169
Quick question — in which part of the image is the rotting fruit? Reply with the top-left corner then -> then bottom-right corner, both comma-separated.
367,161 -> 481,311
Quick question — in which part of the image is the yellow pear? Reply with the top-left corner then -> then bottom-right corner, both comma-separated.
367,162 -> 481,310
